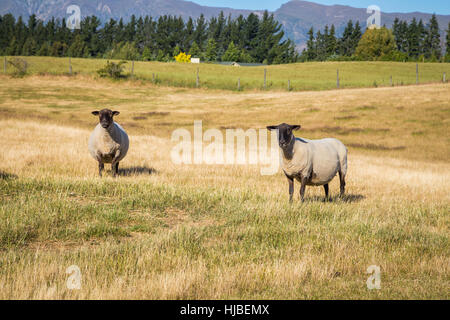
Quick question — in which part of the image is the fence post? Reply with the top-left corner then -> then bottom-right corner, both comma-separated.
416,63 -> 419,84
337,69 -> 340,88
264,68 -> 267,89
390,75 -> 392,86
69,57 -> 72,75
444,72 -> 446,83
131,60 -> 134,78
238,78 -> 240,91
196,67 -> 199,88
288,79 -> 291,91
152,73 -> 155,83
3,57 -> 6,74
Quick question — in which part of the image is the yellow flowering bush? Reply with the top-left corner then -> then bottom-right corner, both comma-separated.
175,52 -> 192,63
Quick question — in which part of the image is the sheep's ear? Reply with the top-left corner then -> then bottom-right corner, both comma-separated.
267,125 -> 279,131
291,125 -> 301,131
112,111 -> 120,116
92,111 -> 99,116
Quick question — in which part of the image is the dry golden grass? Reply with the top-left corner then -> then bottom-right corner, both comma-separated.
0,75 -> 448,299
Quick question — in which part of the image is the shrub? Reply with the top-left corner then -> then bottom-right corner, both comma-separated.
142,48 -> 152,61
97,60 -> 127,79
175,52 -> 191,63
8,58 -> 28,77
355,27 -> 396,61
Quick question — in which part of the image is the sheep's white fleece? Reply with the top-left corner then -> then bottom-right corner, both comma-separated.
88,122 -> 129,163
281,137 -> 347,186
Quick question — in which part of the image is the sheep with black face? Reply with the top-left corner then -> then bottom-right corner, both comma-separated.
267,123 -> 347,202
88,109 -> 129,177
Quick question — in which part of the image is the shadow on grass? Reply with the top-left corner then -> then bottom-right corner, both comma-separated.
0,171 -> 18,180
118,166 -> 157,177
307,194 -> 365,203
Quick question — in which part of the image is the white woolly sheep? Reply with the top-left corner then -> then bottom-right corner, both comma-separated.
267,123 -> 347,201
88,109 -> 129,177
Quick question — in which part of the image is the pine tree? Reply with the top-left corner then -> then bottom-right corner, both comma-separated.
315,30 -> 325,60
142,47 -> 152,61
67,34 -> 88,57
305,27 -> 316,60
392,18 -> 401,50
327,25 -> 337,56
21,37 -> 37,56
408,18 -> 420,59
350,21 -> 362,55
125,15 -> 137,40
222,41 -> 240,61
427,14 -> 441,59
27,14 -> 37,37
417,19 -> 427,57
189,41 -> 202,58
183,17 -> 195,50
399,21 -> 409,53
446,22 -> 450,57
254,11 -> 286,64
14,16 -> 27,55
339,20 -> 354,56
205,38 -> 218,61
0,14 -> 16,53
6,36 -> 17,55
193,14 -> 207,51
37,42 -> 50,56
244,13 -> 259,54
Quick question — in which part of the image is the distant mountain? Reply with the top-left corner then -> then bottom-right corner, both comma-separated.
0,0 -> 261,21
275,1 -> 450,50
1,0 -> 449,50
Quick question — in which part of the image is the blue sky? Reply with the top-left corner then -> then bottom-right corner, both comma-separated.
193,0 -> 450,15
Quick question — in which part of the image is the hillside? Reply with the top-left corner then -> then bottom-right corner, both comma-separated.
0,74 -> 448,299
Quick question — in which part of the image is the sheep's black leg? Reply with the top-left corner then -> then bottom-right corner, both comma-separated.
323,184 -> 329,201
98,162 -> 104,177
339,171 -> 346,197
300,177 -> 307,202
111,150 -> 121,178
287,177 -> 294,203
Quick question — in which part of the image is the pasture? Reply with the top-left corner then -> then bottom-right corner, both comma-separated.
3,56 -> 450,91
0,73 -> 449,299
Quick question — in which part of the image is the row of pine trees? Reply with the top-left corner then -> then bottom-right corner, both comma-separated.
0,11 -> 298,64
301,21 -> 362,61
1,11 -> 449,64
392,16 -> 443,60
301,15 -> 450,62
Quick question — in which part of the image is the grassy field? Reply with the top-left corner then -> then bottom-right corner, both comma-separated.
0,73 -> 449,299
3,56 -> 450,91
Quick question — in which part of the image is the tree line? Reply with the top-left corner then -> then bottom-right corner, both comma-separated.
301,15 -> 450,62
300,20 -> 362,61
0,11 -> 298,64
392,16 -> 443,60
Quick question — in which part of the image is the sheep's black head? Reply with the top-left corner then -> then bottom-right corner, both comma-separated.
92,109 -> 120,129
267,123 -> 301,148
